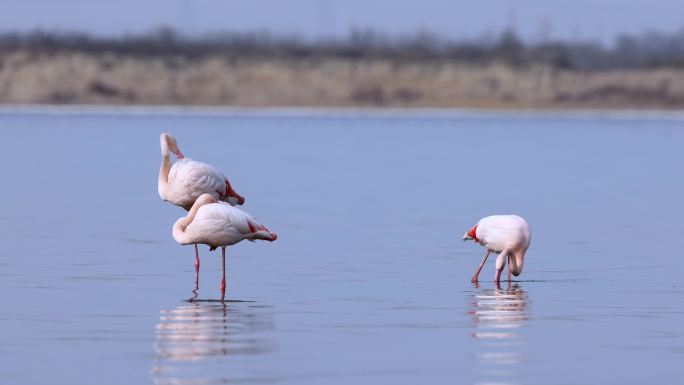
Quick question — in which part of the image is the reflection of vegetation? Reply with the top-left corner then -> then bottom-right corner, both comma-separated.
2,26 -> 684,69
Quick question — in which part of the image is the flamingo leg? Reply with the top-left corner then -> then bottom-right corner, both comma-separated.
220,247 -> 227,300
494,264 -> 505,285
494,249 -> 509,285
194,244 -> 200,290
507,255 -> 512,283
471,251 -> 490,283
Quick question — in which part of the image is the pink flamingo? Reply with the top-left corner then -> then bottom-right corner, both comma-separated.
158,133 -> 245,209
158,133 -> 246,281
172,194 -> 277,299
463,215 -> 531,284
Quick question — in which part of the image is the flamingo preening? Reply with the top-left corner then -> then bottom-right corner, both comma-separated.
172,194 -> 277,299
158,133 -> 245,210
463,215 -> 531,285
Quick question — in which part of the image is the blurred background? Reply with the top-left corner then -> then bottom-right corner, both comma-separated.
1,0 -> 683,108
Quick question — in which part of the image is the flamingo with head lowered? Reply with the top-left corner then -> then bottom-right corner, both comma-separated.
158,133 -> 246,281
463,215 -> 531,285
172,194 -> 277,299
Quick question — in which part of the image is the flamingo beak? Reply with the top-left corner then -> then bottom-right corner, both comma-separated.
464,225 -> 479,243
224,180 -> 245,205
269,233 -> 278,241
227,193 -> 245,206
234,194 -> 245,205
175,149 -> 184,159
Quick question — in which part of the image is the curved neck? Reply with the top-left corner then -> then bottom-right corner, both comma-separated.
158,147 -> 172,196
172,195 -> 216,243
172,199 -> 202,243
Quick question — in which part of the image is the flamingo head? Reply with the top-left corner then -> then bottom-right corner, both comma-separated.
160,133 -> 184,159
224,180 -> 245,205
462,224 -> 480,243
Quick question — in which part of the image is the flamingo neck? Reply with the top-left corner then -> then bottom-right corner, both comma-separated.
172,199 -> 203,243
172,194 -> 217,244
158,150 -> 172,197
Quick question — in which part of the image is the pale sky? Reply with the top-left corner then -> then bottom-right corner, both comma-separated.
0,0 -> 682,44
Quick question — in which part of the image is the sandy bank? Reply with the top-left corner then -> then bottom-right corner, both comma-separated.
2,51 -> 684,109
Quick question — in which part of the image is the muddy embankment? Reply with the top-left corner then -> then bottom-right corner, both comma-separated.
2,50 -> 684,109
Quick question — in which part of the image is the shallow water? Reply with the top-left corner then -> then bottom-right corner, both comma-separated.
1,108 -> 683,385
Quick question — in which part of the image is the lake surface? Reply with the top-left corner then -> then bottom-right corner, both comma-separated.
1,107 -> 683,385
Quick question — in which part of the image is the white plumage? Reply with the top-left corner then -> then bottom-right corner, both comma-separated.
158,133 -> 244,211
172,194 -> 276,298
463,215 -> 531,284
173,195 -> 277,248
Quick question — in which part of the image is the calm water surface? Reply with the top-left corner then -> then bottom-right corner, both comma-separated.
1,108 -> 683,385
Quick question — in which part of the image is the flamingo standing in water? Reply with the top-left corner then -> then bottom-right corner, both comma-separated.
463,215 -> 531,285
172,194 -> 277,299
158,133 -> 246,283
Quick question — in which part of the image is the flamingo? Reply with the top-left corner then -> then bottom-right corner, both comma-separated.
158,133 -> 245,210
463,215 -> 531,285
172,194 -> 277,299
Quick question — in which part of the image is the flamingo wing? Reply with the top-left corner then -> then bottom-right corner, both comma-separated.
167,158 -> 227,204
184,204 -> 247,246
223,206 -> 258,235
216,204 -> 275,240
478,215 -> 529,251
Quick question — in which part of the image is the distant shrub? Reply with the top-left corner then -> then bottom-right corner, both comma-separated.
1,26 -> 683,70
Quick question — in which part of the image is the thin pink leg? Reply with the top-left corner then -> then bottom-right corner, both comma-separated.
220,247 -> 226,300
507,255 -> 512,283
471,251 -> 490,283
194,244 -> 200,290
494,263 -> 505,285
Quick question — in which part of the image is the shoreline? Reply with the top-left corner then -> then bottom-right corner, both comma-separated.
2,103 -> 684,121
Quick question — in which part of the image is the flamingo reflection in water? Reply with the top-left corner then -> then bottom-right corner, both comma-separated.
152,300 -> 277,385
468,283 -> 529,385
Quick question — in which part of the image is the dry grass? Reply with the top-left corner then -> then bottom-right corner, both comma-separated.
2,50 -> 684,109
